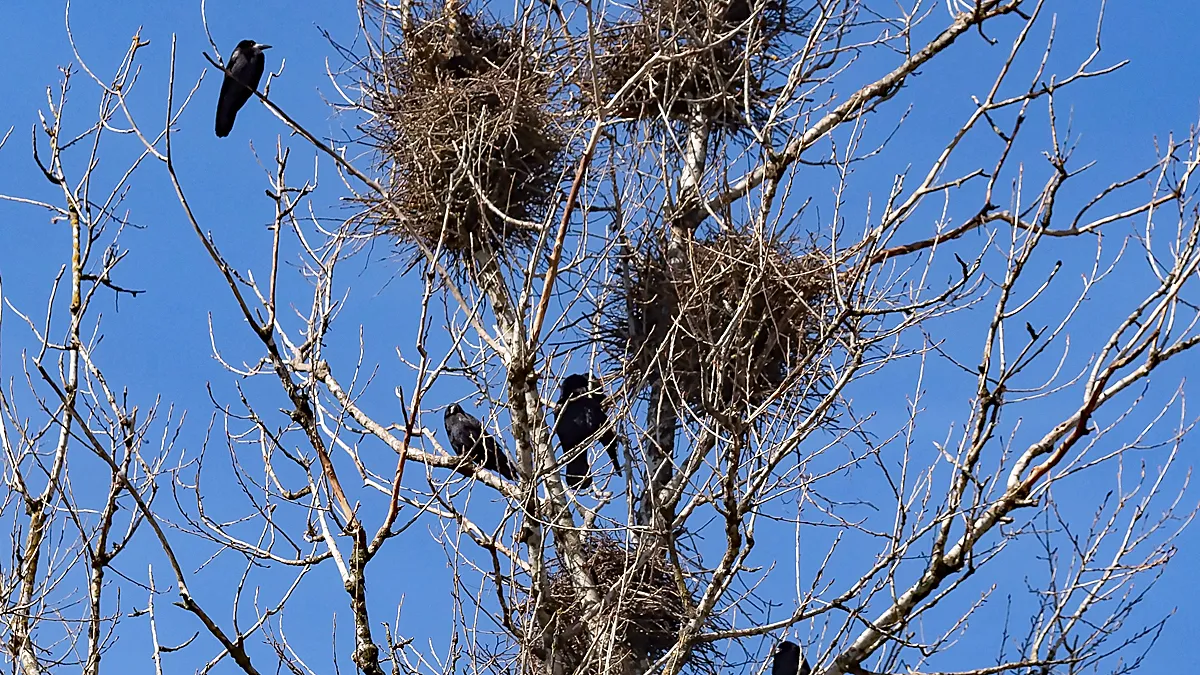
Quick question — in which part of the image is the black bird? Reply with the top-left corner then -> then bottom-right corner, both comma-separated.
215,40 -> 271,138
443,404 -> 517,480
773,641 -> 810,675
555,374 -> 620,489
723,0 -> 752,25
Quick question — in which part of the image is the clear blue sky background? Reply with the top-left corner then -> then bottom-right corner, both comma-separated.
0,1 -> 1197,673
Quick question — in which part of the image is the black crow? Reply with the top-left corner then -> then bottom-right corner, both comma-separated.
215,40 -> 271,138
773,641 -> 810,675
555,374 -> 620,489
443,404 -> 517,480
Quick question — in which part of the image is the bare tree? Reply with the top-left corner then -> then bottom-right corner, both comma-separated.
0,1 -> 1196,675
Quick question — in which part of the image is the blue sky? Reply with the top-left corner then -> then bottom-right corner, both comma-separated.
0,1 -> 1198,673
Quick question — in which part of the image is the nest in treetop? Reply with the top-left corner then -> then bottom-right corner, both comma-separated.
532,535 -> 719,675
589,0 -> 805,132
363,7 -> 566,263
604,229 -> 838,409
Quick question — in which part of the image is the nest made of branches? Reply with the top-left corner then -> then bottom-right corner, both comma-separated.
589,0 -> 806,132
365,8 -> 566,263
533,535 -> 718,675
604,229 -> 840,410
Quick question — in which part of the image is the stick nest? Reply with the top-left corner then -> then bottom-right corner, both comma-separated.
589,0 -> 804,131
364,9 -> 566,262
605,230 -> 839,409
533,535 -> 717,675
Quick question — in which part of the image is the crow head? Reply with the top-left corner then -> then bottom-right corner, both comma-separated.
773,641 -> 807,675
561,373 -> 591,396
237,39 -> 272,54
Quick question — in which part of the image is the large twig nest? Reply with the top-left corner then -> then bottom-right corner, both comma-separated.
364,8 -> 566,264
589,0 -> 806,132
605,230 -> 840,409
532,535 -> 717,675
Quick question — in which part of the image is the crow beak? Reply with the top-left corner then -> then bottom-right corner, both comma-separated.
257,44 -> 273,50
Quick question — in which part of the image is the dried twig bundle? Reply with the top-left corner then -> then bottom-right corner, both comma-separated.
590,0 -> 805,131
606,230 -> 839,408
533,535 -> 717,675
364,8 -> 566,263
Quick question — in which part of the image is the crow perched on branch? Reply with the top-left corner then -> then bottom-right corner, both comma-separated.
443,404 -> 517,480
215,40 -> 271,137
555,374 -> 621,489
773,641 -> 811,675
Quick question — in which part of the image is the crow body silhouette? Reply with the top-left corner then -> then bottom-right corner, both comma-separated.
215,40 -> 271,137
444,403 -> 517,480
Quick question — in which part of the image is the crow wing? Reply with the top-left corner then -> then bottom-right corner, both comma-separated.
479,434 -> 517,480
